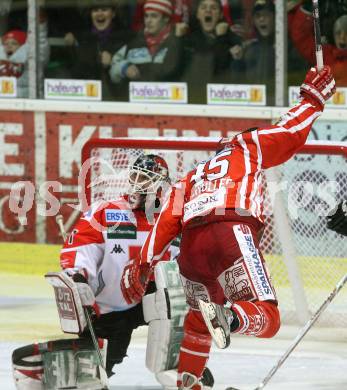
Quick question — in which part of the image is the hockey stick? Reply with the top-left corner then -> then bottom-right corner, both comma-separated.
312,0 -> 324,70
252,273 -> 347,390
56,214 -> 67,241
55,214 -> 109,387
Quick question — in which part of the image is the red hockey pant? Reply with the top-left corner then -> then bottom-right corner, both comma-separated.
177,221 -> 281,386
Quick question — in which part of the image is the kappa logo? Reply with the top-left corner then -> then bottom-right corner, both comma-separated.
110,244 -> 125,254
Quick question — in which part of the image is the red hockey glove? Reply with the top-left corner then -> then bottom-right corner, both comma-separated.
300,66 -> 336,110
121,259 -> 151,304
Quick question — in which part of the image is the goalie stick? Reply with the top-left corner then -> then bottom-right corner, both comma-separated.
56,214 -> 68,241
225,273 -> 347,390
55,213 -> 108,387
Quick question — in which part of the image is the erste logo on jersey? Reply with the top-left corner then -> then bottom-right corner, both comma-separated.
105,209 -> 136,225
105,209 -> 137,239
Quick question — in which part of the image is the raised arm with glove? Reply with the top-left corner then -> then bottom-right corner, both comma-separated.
300,65 -> 336,110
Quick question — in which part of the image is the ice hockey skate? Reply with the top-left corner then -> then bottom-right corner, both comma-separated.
178,366 -> 214,389
158,366 -> 214,389
201,367 -> 214,388
198,299 -> 231,349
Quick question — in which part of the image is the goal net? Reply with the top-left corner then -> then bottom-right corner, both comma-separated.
81,137 -> 347,327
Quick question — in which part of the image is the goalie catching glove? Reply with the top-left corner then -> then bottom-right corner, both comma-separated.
327,200 -> 347,237
300,65 -> 336,110
70,271 -> 100,317
121,258 -> 151,304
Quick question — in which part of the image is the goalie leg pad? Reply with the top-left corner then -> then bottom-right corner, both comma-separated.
12,344 -> 44,390
12,338 -> 107,390
143,261 -> 188,376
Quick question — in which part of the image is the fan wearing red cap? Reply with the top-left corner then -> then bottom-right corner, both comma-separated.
109,0 -> 184,85
143,0 -> 173,18
2,30 -> 27,56
0,30 -> 27,80
0,19 -> 49,97
131,0 -> 192,32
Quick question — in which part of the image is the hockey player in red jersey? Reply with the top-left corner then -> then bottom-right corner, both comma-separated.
59,154 -> 173,378
121,66 -> 336,388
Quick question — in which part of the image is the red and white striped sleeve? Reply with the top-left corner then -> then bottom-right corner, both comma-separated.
140,182 -> 184,265
235,99 -> 322,169
60,208 -> 105,279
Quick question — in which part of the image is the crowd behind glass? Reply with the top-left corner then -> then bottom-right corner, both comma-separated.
1,0 -> 347,104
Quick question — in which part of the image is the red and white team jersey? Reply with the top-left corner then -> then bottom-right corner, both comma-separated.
140,100 -> 322,264
60,197 -> 173,314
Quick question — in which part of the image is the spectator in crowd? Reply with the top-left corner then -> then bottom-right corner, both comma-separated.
243,0 -> 275,104
182,0 -> 244,103
289,1 -> 347,86
131,0 -> 193,31
109,0 -> 185,99
0,19 -> 49,98
63,0 -> 130,100
129,0 -> 251,36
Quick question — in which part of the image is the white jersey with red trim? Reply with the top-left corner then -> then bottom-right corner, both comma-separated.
139,100 -> 322,264
60,197 -> 174,314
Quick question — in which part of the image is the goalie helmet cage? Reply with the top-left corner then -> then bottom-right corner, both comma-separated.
81,137 -> 347,327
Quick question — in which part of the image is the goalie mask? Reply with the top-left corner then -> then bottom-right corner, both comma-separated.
128,154 -> 170,210
129,154 -> 169,194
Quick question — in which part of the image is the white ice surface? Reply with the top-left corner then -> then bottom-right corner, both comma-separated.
2,335 -> 347,390
1,288 -> 346,389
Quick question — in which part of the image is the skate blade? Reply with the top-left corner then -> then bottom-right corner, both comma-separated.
198,299 -> 230,349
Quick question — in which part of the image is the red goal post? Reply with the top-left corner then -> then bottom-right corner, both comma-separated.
81,137 -> 347,327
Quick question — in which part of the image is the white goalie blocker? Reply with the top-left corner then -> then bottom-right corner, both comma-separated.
143,260 -> 189,388
45,271 -> 88,334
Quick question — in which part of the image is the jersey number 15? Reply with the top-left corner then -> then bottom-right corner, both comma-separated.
190,149 -> 232,183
